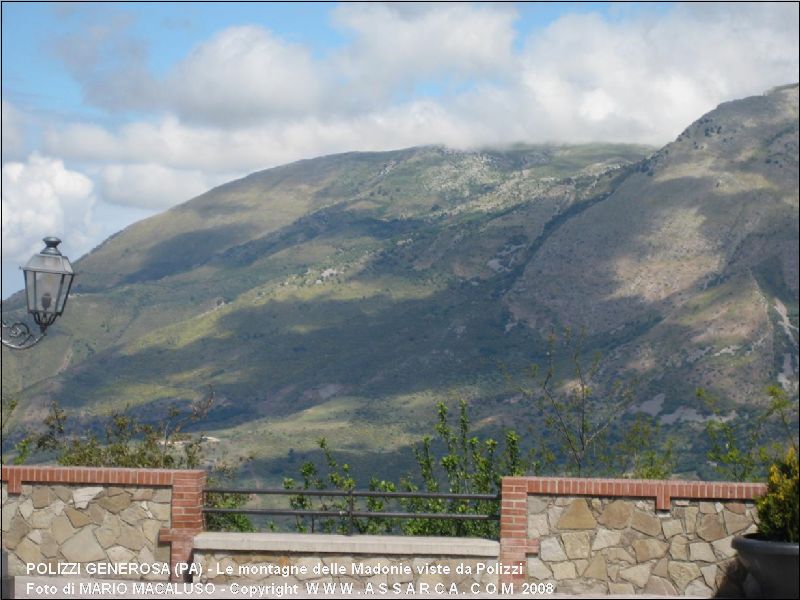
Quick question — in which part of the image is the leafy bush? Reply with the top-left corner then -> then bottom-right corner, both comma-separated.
284,400 -> 530,538
756,447 -> 799,543
610,414 -> 676,479
13,389 -> 253,533
396,400 -> 525,538
703,386 -> 799,481
204,464 -> 256,533
283,438 -> 358,534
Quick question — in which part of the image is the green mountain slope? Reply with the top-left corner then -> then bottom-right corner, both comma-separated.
2,86 -> 797,481
509,84 -> 799,411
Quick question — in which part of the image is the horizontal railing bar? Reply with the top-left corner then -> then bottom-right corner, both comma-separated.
203,508 -> 498,520
349,511 -> 498,520
205,489 -> 345,497
351,491 -> 499,500
204,488 -> 499,500
204,508 -> 349,518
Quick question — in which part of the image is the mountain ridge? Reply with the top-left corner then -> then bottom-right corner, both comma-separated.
2,85 -> 797,481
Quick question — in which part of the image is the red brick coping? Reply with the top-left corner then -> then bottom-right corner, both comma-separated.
1,465 -> 205,581
498,476 -> 767,584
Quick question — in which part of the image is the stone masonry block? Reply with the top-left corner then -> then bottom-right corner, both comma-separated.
630,510 -> 661,536
669,535 -> 689,560
597,500 -> 633,529
528,513 -> 549,538
561,532 -> 590,559
31,487 -> 53,509
668,561 -> 701,592
64,506 -> 93,528
592,528 -> 621,550
620,564 -> 651,588
551,561 -> 577,581
645,575 -> 677,595
527,496 -> 548,514
689,542 -> 716,563
712,535 -> 737,559
683,506 -> 699,534
633,538 -> 668,562
697,514 -> 726,541
61,527 -> 106,562
527,557 -> 552,581
723,510 -> 752,534
539,537 -> 567,562
557,499 -> 596,529
661,518 -> 683,538
583,555 -> 607,581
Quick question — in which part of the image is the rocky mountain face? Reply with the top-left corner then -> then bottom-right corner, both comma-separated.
3,85 -> 797,481
510,84 -> 799,409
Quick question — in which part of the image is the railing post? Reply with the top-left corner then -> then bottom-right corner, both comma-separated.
348,489 -> 355,535
201,489 -> 207,530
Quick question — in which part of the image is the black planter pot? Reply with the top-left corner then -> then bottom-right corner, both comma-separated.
732,533 -> 799,598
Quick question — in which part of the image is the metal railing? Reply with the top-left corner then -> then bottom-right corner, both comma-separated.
203,487 -> 500,535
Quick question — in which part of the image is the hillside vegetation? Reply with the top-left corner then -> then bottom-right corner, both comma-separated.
3,85 -> 798,482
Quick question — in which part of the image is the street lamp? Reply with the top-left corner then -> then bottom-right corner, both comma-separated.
1,237 -> 75,350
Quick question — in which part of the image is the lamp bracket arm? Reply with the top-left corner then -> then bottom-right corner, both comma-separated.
1,320 -> 46,350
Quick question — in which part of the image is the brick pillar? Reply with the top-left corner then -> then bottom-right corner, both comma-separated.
159,470 -> 206,581
499,477 -> 539,586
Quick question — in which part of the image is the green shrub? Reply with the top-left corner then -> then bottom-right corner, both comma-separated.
702,385 -> 798,481
756,447 -> 799,543
14,391 -> 254,533
284,400 -> 531,538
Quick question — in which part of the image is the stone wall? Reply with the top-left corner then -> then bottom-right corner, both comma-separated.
526,495 -> 756,596
1,466 -> 205,581
3,467 -> 771,597
192,532 -> 500,594
499,477 -> 767,597
2,482 -> 171,579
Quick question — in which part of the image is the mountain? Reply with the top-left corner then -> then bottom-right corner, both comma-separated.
510,84 -> 799,408
2,85 -> 798,482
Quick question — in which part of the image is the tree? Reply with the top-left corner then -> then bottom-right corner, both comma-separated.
284,399 -> 532,538
1,396 -> 34,465
398,399 -> 528,538
283,438 -> 357,534
520,328 -> 636,476
12,387 -> 253,532
284,438 -> 411,535
609,414 -> 676,479
30,391 -> 213,470
702,385 -> 799,481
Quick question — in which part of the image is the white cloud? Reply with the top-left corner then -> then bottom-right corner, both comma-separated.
511,4 -> 800,143
44,104 -> 479,175
330,3 -> 517,104
50,4 -> 519,126
98,163 -> 228,209
1,154 -> 96,267
165,26 -> 326,124
4,3 -> 795,296
27,2 -> 800,215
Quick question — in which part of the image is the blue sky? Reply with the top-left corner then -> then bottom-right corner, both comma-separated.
2,2 -> 798,297
3,2 -> 621,123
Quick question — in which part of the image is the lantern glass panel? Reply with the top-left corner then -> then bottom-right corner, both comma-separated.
34,272 -> 62,314
22,247 -> 74,317
55,272 -> 75,313
25,269 -> 37,314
